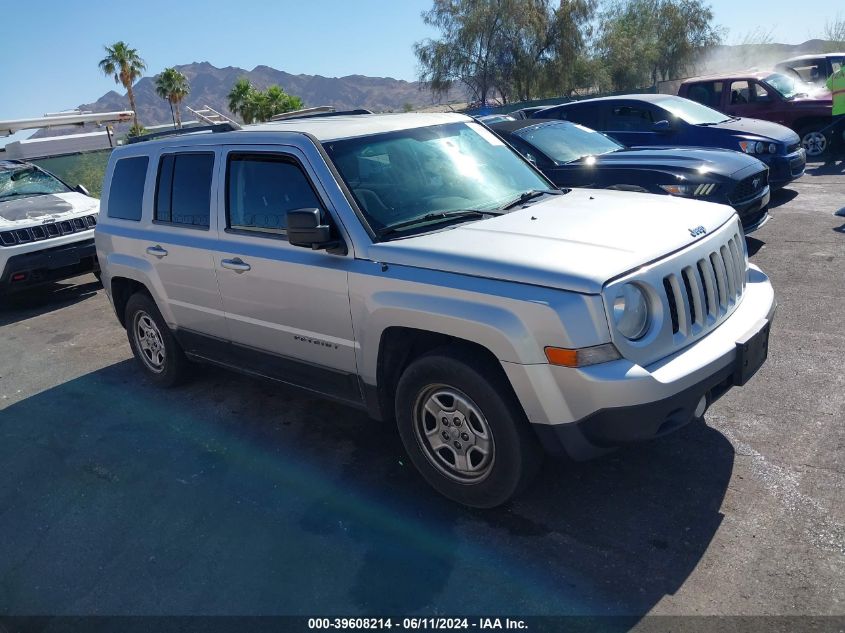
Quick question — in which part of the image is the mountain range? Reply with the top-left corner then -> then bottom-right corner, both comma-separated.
35,61 -> 458,137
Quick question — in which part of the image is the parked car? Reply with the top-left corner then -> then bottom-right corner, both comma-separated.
474,114 -> 516,125
96,112 -> 775,508
775,53 -> 845,86
679,72 -> 833,158
0,159 -> 99,296
489,119 -> 771,232
533,94 -> 805,188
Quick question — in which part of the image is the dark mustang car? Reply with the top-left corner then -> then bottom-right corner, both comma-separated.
532,94 -> 805,190
490,119 -> 771,233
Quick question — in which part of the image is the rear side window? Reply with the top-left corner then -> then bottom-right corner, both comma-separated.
107,156 -> 148,221
554,106 -> 599,129
687,81 -> 722,107
226,153 -> 322,234
155,153 -> 214,228
607,105 -> 654,131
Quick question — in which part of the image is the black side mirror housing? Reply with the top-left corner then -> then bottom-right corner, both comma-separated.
75,184 -> 90,196
653,120 -> 672,133
286,208 -> 346,255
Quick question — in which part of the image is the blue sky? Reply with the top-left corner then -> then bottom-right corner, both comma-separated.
0,0 -> 840,143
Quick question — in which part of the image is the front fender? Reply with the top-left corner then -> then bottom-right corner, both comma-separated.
349,261 -> 611,385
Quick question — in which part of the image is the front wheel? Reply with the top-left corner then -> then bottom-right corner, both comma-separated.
124,292 -> 190,387
799,126 -> 827,158
395,348 -> 542,508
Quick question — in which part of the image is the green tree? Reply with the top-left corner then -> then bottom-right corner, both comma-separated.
414,0 -> 508,105
597,0 -> 722,91
99,41 -> 147,130
227,77 -> 255,122
227,79 -> 304,123
155,67 -> 190,128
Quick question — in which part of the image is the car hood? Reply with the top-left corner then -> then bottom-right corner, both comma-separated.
710,117 -> 800,144
0,192 -> 98,228
583,146 -> 761,176
367,189 -> 736,294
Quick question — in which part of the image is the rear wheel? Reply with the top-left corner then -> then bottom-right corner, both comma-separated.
125,292 -> 190,387
395,348 -> 542,508
799,125 -> 827,158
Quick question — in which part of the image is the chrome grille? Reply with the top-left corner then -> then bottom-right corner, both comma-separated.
0,214 -> 97,247
662,229 -> 747,338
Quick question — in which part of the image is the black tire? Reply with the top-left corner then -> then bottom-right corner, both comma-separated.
395,347 -> 542,508
799,125 -> 828,158
124,292 -> 190,387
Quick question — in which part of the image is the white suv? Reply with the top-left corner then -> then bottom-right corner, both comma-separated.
0,160 -> 100,295
95,112 -> 776,507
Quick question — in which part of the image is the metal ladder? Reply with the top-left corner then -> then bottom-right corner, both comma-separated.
186,105 -> 238,127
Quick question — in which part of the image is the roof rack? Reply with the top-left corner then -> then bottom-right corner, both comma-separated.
270,106 -> 373,122
127,122 -> 240,144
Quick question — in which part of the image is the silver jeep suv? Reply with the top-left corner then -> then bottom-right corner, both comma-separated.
96,112 -> 776,507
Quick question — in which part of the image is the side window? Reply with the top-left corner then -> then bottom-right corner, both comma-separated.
753,82 -> 772,102
730,81 -> 750,104
607,105 -> 654,131
556,105 -> 599,129
107,156 -> 148,221
155,152 -> 214,228
226,153 -> 323,234
688,81 -> 722,107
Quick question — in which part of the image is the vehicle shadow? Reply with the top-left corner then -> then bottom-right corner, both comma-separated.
805,159 -> 845,176
767,188 -> 797,209
0,274 -> 101,327
0,361 -> 734,618
745,236 -> 765,257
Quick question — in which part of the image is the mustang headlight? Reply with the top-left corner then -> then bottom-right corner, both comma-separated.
612,283 -> 650,340
659,183 -> 718,196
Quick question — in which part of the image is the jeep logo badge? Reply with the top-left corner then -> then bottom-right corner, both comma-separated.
689,225 -> 706,238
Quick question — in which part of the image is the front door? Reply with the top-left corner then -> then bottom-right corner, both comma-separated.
212,146 -> 360,403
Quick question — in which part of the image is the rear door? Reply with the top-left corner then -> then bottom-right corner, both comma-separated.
142,148 -> 228,340
211,144 -> 360,403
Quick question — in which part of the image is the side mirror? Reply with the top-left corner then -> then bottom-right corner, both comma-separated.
75,184 -> 90,196
652,120 -> 672,133
286,208 -> 346,255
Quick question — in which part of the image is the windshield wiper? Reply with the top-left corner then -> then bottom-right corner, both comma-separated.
376,209 -> 503,238
499,188 -> 565,211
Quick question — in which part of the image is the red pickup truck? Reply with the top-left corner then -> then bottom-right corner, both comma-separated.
678,71 -> 833,157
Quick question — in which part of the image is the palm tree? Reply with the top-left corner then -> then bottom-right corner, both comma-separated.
227,77 -> 254,123
99,41 -> 146,130
155,68 -> 190,128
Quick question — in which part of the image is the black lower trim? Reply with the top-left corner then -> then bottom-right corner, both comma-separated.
532,362 -> 736,461
0,239 -> 97,293
175,328 -> 364,408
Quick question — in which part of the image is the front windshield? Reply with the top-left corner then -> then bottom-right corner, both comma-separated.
516,121 -> 623,164
764,73 -> 805,99
656,96 -> 730,125
0,166 -> 70,201
323,122 -> 550,234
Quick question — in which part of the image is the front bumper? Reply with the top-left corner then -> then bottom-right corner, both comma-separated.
0,238 -> 97,294
502,264 -> 776,460
730,186 -> 770,234
763,149 -> 806,189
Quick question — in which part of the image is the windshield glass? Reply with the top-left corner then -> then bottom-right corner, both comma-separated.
764,73 -> 805,99
656,96 -> 730,125
323,122 -> 550,234
0,166 -> 70,201
516,121 -> 622,164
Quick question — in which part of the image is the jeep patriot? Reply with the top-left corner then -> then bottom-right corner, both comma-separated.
95,112 -> 776,507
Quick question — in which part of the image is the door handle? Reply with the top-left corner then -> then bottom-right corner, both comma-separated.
146,245 -> 168,258
221,258 -> 251,273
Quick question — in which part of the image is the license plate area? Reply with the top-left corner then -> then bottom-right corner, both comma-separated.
734,320 -> 771,386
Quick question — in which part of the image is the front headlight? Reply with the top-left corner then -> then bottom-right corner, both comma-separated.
659,183 -> 718,196
612,283 -> 650,340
